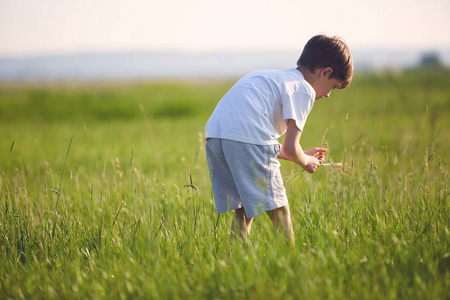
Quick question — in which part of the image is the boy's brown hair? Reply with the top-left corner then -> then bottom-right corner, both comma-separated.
297,34 -> 353,89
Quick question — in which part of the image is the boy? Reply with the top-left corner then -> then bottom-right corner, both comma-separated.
205,34 -> 353,244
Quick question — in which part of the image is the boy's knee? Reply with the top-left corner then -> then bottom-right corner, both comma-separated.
267,206 -> 289,223
269,205 -> 290,215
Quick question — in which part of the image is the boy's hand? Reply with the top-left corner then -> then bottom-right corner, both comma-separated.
302,147 -> 327,173
302,155 -> 321,173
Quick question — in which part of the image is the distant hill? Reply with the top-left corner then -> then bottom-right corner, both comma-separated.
0,49 -> 449,80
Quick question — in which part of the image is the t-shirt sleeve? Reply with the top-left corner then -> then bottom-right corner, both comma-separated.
281,91 -> 314,132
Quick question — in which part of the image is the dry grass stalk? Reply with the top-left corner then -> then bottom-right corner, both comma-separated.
322,163 -> 353,178
285,162 -> 353,184
321,127 -> 333,148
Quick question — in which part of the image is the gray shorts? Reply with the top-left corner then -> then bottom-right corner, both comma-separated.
205,138 -> 288,218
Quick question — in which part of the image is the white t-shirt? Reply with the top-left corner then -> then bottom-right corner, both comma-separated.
205,68 -> 316,145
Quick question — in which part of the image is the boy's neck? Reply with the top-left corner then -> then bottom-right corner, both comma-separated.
297,66 -> 317,87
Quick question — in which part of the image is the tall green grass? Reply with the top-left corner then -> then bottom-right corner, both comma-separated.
0,70 -> 449,299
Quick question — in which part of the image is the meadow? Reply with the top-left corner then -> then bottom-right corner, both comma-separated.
0,69 -> 449,299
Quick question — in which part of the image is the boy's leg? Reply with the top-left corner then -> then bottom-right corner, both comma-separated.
267,203 -> 295,245
230,207 -> 254,241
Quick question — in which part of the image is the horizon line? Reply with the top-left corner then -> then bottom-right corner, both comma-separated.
1,46 -> 450,60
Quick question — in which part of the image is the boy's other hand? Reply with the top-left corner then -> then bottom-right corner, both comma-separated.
304,147 -> 327,156
304,147 -> 327,163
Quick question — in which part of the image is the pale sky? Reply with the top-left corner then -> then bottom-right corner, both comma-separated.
1,0 -> 449,57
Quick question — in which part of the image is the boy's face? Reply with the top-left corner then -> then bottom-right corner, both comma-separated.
311,67 -> 345,100
314,76 -> 342,100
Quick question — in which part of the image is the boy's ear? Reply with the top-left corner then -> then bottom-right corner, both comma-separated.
321,67 -> 334,78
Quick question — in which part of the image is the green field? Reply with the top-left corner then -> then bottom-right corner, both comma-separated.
0,69 -> 449,299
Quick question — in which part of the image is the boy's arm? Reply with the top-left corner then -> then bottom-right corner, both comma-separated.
278,119 -> 327,173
